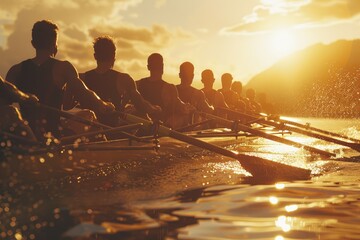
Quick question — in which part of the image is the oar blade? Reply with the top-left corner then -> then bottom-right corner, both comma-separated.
237,154 -> 311,182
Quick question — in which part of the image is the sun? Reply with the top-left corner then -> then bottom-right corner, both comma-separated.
270,30 -> 297,57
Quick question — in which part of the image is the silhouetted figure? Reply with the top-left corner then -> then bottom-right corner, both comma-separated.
0,75 -> 37,142
136,53 -> 193,129
231,81 -> 248,112
176,62 -> 214,125
6,20 -> 114,140
201,69 -> 228,109
258,92 -> 275,115
67,36 -> 161,126
218,73 -> 239,109
246,88 -> 262,113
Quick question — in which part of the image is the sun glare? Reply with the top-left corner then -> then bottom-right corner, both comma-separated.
270,30 -> 297,57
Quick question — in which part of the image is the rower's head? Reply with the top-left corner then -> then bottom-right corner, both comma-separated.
231,81 -> 243,95
31,20 -> 58,56
221,73 -> 233,90
147,53 -> 164,79
201,69 -> 215,88
93,36 -> 116,68
246,88 -> 256,101
179,61 -> 194,86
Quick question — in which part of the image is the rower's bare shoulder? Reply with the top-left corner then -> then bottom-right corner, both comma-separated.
6,63 -> 22,83
53,59 -> 75,71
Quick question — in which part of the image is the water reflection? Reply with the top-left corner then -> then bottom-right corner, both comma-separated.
1,119 -> 359,239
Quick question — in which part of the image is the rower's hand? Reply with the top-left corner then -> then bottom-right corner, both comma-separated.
148,105 -> 162,116
148,105 -> 162,121
26,93 -> 39,103
98,101 -> 115,114
182,103 -> 196,114
18,92 -> 39,104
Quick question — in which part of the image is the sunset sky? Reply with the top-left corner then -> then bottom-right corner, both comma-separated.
1,0 -> 360,88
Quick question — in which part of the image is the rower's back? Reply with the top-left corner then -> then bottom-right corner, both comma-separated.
82,69 -> 133,111
9,58 -> 63,138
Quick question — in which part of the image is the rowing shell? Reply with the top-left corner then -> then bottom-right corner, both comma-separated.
1,127 -> 311,185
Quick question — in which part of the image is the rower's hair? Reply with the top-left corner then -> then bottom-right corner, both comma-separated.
148,53 -> 163,66
93,36 -> 116,62
32,20 -> 58,50
221,73 -> 233,89
180,61 -> 194,73
201,69 -> 214,81
231,81 -> 243,93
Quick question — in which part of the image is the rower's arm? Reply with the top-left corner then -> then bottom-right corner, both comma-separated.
121,74 -> 162,116
215,91 -> 229,108
197,90 -> 214,113
0,74 -> 38,103
5,64 -> 21,85
61,61 -> 113,112
163,84 -> 193,114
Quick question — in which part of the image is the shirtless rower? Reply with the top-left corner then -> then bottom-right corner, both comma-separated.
200,69 -> 228,109
218,73 -> 239,109
6,20 -> 114,140
65,36 -> 161,126
136,53 -> 194,129
176,61 -> 213,125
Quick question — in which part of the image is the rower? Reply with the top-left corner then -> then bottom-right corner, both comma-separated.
246,88 -> 262,113
6,20 -> 114,140
65,36 -> 161,126
136,53 -> 194,129
0,75 -> 37,143
176,62 -> 213,126
218,73 -> 240,109
231,81 -> 249,112
200,69 -> 228,119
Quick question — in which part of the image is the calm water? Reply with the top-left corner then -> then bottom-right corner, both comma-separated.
1,118 -> 360,240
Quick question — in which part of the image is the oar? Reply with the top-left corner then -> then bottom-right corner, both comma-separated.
60,123 -> 143,143
218,107 -> 360,152
200,112 -> 335,158
119,113 -> 311,182
0,131 -> 41,146
239,109 -> 360,143
35,103 -> 145,142
273,117 -> 360,143
175,119 -> 214,132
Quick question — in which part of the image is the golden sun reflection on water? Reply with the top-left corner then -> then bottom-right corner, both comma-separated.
206,161 -> 251,176
275,216 -> 291,232
269,196 -> 279,205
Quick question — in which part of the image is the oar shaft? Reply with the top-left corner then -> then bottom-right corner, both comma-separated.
0,131 -> 41,146
203,112 -> 335,157
60,123 -> 143,142
277,123 -> 360,151
279,118 -> 360,143
218,107 -> 360,152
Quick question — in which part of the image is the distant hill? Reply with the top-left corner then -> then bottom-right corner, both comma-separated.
246,40 -> 360,118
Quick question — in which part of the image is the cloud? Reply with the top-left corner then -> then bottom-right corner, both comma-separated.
0,0 -> 192,80
222,0 -> 360,34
